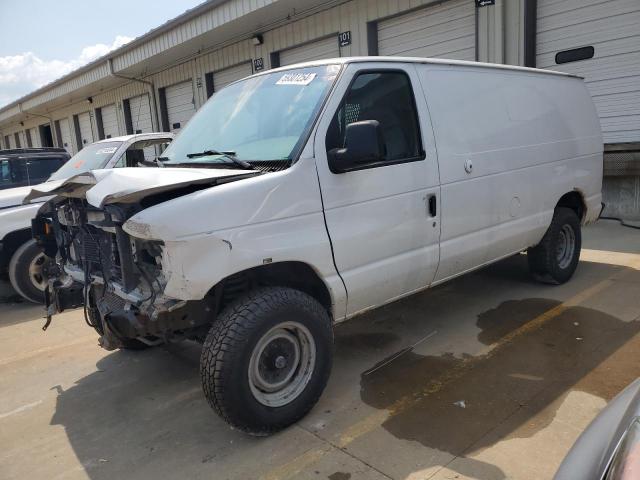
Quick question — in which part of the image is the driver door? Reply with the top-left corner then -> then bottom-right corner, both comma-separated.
314,63 -> 441,317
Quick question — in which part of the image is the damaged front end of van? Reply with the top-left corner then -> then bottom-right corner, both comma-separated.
29,167 -> 259,350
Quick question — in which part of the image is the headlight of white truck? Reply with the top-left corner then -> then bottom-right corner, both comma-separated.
123,218 -> 155,240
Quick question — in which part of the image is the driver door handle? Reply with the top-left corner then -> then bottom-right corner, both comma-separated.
428,195 -> 437,217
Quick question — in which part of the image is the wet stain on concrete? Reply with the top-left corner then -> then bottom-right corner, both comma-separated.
360,299 -> 640,456
328,472 -> 351,480
476,298 -> 559,346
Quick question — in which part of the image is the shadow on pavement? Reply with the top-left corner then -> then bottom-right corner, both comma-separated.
360,300 -> 640,479
47,255 -> 639,480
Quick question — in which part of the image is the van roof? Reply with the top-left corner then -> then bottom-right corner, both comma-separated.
267,56 -> 583,80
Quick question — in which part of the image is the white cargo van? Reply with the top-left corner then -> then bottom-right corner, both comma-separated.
31,57 -> 602,435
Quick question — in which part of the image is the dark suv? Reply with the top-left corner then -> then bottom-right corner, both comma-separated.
0,148 -> 70,190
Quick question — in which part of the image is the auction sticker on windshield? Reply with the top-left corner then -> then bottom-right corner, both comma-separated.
276,73 -> 317,86
96,147 -> 118,155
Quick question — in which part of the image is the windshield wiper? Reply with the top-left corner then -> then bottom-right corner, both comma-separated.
187,149 -> 236,158
184,149 -> 254,170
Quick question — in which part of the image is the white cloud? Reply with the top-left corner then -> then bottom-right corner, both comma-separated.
0,35 -> 133,108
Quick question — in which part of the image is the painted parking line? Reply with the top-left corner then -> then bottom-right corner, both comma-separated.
0,400 -> 43,421
0,335 -> 96,367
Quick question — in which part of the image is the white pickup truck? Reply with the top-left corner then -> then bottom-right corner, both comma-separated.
1,134 -> 172,302
31,57 -> 602,435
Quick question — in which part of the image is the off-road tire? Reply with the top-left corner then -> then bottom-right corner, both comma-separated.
8,239 -> 47,303
200,287 -> 333,436
528,207 -> 581,284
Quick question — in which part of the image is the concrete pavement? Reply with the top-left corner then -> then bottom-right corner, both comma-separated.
1,219 -> 639,480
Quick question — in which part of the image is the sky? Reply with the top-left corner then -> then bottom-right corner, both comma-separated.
0,0 -> 205,108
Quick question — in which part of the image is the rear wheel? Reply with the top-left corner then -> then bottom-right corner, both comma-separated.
200,287 -> 333,435
8,239 -> 49,303
528,207 -> 581,284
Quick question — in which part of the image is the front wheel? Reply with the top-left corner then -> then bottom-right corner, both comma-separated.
8,239 -> 49,303
528,207 -> 582,284
200,287 -> 333,435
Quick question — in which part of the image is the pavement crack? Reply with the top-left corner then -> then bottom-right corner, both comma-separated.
297,424 -> 395,480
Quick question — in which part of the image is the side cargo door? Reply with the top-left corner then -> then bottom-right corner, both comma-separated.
314,63 -> 441,317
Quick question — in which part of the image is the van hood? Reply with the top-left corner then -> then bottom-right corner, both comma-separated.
0,185 -> 42,209
25,167 -> 260,208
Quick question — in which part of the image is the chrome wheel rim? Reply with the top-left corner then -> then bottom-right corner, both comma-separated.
556,224 -> 576,270
28,252 -> 48,291
248,321 -> 316,407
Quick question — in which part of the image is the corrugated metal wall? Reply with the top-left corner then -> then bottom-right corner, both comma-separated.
1,0 -> 528,148
537,0 -> 640,144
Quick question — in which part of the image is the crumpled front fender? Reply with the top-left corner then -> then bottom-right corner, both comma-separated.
160,236 -> 234,300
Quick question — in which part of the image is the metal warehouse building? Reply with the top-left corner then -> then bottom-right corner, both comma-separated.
1,0 -> 638,217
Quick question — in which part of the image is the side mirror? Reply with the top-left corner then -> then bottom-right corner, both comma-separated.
328,120 -> 385,173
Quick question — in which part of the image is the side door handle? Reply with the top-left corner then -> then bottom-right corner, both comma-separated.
428,194 -> 437,217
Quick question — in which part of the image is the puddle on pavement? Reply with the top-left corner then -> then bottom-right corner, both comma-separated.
360,298 -> 640,456
328,473 -> 351,480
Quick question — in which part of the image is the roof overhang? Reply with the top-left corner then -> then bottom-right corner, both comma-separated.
0,0 -> 333,128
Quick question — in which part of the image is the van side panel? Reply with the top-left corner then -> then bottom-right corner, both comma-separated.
418,65 -> 603,283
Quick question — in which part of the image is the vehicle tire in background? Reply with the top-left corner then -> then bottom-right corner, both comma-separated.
528,207 -> 582,284
8,239 -> 48,303
200,287 -> 333,435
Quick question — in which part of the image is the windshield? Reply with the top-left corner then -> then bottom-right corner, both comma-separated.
48,141 -> 122,181
160,65 -> 340,167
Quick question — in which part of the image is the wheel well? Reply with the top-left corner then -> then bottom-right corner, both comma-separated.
557,191 -> 585,222
0,228 -> 32,275
211,262 -> 333,319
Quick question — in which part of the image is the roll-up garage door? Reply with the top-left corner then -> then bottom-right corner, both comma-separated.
537,0 -> 640,144
212,62 -> 253,92
377,0 -> 476,61
32,128 -> 42,147
279,36 -> 341,67
128,94 -> 153,134
128,94 -> 157,160
78,112 -> 94,148
101,104 -> 119,139
166,80 -> 196,132
58,118 -> 74,155
27,128 -> 41,148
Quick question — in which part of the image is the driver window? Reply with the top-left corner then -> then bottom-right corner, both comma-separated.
325,71 -> 422,164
